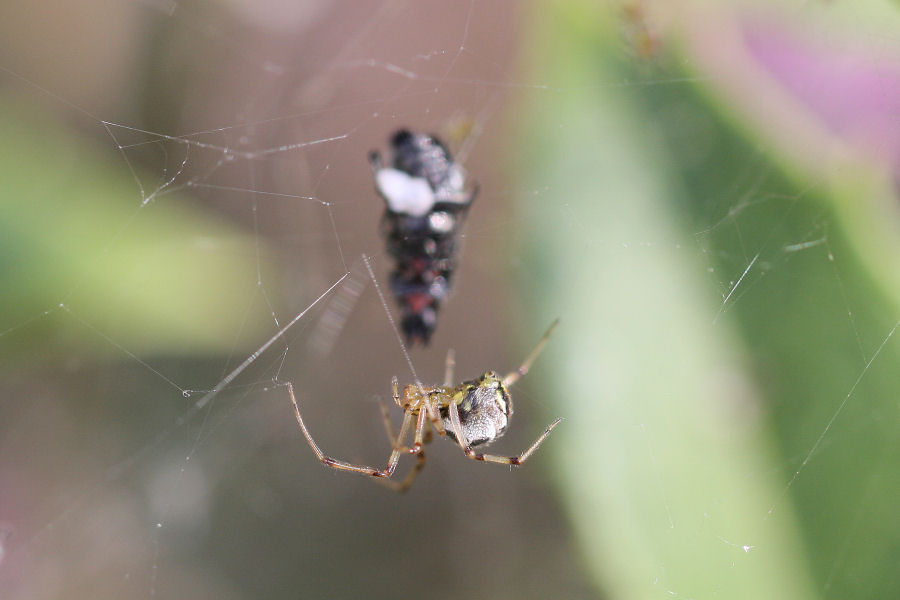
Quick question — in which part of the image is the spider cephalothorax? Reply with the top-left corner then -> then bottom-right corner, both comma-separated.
288,321 -> 560,492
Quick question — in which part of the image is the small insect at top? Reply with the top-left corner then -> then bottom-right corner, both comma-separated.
369,130 -> 477,345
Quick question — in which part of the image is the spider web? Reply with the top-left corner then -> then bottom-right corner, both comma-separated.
1,1 -> 899,599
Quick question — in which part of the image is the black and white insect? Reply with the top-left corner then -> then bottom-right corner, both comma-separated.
369,129 -> 477,345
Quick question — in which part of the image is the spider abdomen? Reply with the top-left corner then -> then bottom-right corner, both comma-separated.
442,372 -> 511,447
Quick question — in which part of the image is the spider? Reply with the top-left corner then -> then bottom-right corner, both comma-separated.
287,320 -> 562,492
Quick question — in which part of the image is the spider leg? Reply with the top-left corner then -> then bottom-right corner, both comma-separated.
380,400 -> 431,453
372,403 -> 429,492
447,401 -> 562,465
422,392 -> 447,437
502,319 -> 559,388
388,408 -> 430,491
379,447 -> 426,493
443,348 -> 456,387
408,404 -> 428,453
392,376 -> 402,407
405,378 -> 448,439
378,401 -> 397,443
285,382 -> 411,479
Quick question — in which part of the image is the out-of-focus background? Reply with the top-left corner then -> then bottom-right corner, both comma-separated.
1,1 -> 899,598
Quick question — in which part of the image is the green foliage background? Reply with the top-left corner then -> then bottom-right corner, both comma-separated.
516,2 -> 900,598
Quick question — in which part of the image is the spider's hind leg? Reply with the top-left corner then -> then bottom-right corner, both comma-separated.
285,382 -> 412,481
446,398 -> 562,466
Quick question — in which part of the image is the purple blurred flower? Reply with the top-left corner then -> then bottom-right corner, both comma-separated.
744,18 -> 900,175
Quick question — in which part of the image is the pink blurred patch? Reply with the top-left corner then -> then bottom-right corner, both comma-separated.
743,18 -> 900,174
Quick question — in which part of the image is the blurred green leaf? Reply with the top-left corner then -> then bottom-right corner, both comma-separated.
516,1 -> 900,598
0,97 -> 272,359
